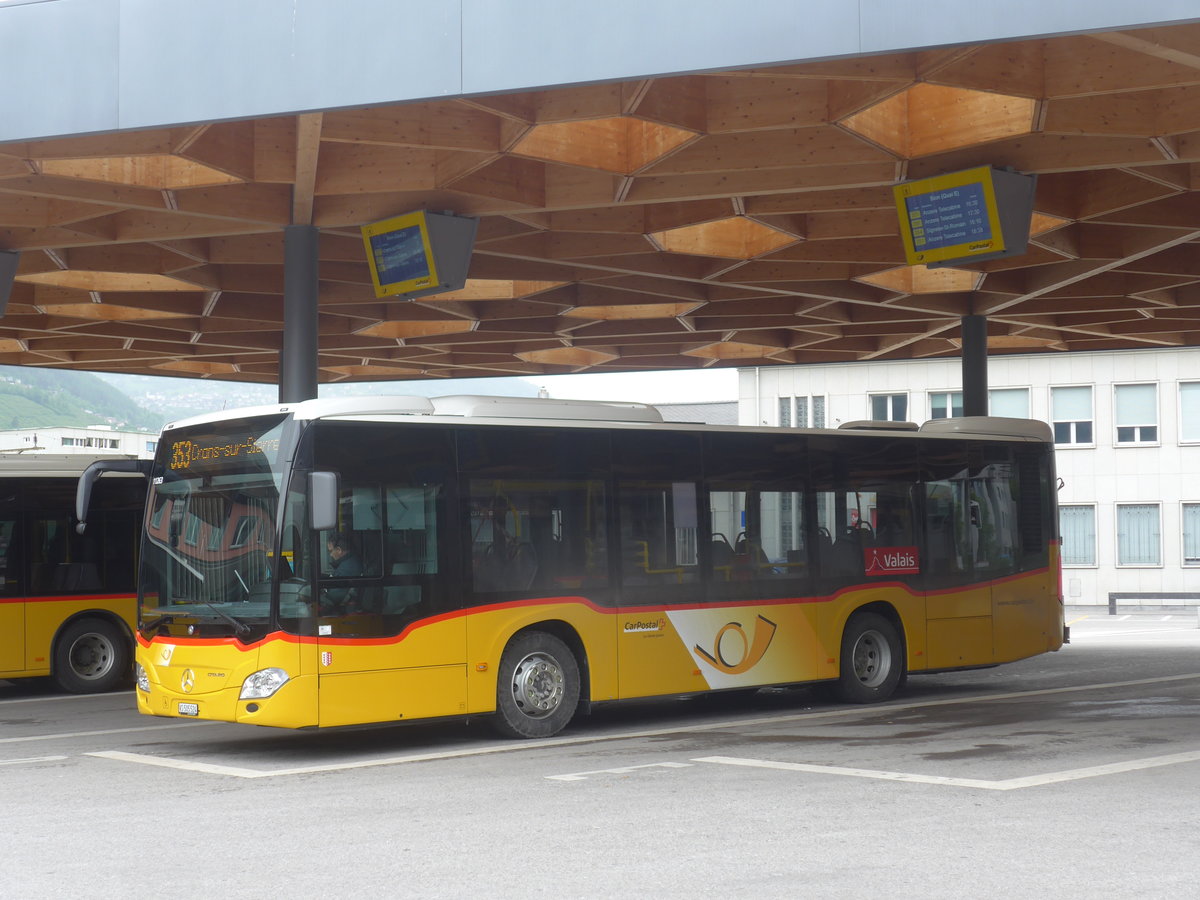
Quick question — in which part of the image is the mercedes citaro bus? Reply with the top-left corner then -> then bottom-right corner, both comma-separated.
84,395 -> 1065,738
0,454 -> 146,692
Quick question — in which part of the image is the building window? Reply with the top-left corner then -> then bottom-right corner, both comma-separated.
779,396 -> 827,428
1051,385 -> 1093,445
1180,383 -> 1200,443
870,393 -> 907,422
929,391 -> 963,420
1184,504 -> 1200,566
1113,383 -> 1158,444
797,396 -> 825,428
989,387 -> 1030,418
146,441 -> 158,454
1116,503 -> 1161,566
61,437 -> 75,447
1059,505 -> 1096,566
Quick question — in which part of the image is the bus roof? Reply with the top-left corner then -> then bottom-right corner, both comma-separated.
163,394 -> 663,430
0,453 -> 141,478
162,396 -> 1052,443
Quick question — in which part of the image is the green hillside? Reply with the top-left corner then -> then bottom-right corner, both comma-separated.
0,367 -> 162,431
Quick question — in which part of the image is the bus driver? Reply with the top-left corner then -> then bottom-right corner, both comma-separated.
321,532 -> 364,615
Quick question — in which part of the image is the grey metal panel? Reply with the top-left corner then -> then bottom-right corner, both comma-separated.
0,0 -> 121,142
461,0 -> 859,94
116,0 -> 463,130
5,0 -> 1200,143
859,0 -> 1200,50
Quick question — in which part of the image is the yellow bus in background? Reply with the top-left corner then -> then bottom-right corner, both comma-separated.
0,455 -> 146,693
111,395 -> 1064,738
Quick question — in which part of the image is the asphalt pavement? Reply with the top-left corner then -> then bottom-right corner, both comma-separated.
3,606 -> 1198,899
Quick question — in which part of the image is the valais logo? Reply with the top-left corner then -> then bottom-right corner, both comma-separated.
863,545 -> 920,575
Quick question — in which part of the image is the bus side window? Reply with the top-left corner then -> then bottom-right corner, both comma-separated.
618,480 -> 699,586
0,511 -> 18,597
31,518 -> 69,593
920,442 -> 974,580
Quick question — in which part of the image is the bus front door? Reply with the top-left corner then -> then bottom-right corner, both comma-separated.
314,605 -> 467,729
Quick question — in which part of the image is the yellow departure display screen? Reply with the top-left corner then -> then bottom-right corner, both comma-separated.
361,210 -> 440,298
893,166 -> 1006,266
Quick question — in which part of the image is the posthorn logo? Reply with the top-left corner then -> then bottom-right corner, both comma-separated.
694,615 -> 777,675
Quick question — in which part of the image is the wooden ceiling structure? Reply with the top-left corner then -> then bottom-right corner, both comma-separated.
4,23 -> 1200,384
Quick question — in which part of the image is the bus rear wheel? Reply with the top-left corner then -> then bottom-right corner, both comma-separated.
53,617 -> 130,694
491,631 -> 580,739
834,612 -> 904,704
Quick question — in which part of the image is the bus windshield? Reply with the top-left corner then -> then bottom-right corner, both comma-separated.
138,414 -> 295,637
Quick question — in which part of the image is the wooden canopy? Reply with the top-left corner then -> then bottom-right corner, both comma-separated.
3,23 -> 1200,383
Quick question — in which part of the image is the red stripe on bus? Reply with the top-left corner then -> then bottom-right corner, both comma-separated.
0,593 -> 134,605
138,567 -> 1052,651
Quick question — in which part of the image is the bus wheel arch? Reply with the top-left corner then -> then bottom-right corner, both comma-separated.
52,614 -> 133,694
490,625 -> 584,739
833,605 -> 906,704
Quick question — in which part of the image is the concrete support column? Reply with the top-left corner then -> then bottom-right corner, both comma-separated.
961,314 -> 988,417
280,225 -> 319,403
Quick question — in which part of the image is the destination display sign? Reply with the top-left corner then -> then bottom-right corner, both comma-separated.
165,416 -> 288,473
893,166 -> 1008,267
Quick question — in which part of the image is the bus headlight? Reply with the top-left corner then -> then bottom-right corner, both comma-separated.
240,668 -> 290,699
135,663 -> 150,693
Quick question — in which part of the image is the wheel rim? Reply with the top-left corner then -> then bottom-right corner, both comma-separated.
850,628 -> 891,688
509,651 -> 565,720
68,632 -> 116,682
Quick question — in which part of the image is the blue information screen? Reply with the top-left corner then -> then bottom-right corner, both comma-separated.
904,183 -> 991,252
369,225 -> 431,286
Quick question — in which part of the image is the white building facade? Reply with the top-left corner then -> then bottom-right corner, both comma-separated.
740,348 -> 1200,608
0,425 -> 157,459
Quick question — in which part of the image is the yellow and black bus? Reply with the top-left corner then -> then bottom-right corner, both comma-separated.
111,395 -> 1064,737
0,454 -> 145,693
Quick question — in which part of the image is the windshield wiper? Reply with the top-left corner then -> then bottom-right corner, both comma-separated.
199,599 -> 251,635
147,602 -> 250,636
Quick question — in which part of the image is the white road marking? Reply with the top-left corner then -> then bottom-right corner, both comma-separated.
1072,629 -> 1200,638
84,672 -> 1200,778
1117,615 -> 1131,621
0,722 -> 220,745
695,750 -> 1200,791
547,762 -> 693,782
0,755 -> 67,766
0,693 -> 128,705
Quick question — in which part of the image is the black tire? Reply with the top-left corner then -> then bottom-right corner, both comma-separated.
53,617 -> 131,694
833,611 -> 904,704
490,631 -> 580,739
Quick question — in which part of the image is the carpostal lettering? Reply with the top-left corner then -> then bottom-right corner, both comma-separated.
624,618 -> 666,633
170,435 -> 282,471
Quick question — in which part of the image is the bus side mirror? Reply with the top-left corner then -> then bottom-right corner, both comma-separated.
310,471 -> 338,532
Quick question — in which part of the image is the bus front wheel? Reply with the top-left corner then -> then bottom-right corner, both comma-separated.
53,617 -> 131,694
834,612 -> 904,704
491,631 -> 580,739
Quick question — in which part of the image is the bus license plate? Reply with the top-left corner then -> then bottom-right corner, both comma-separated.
178,702 -> 199,717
